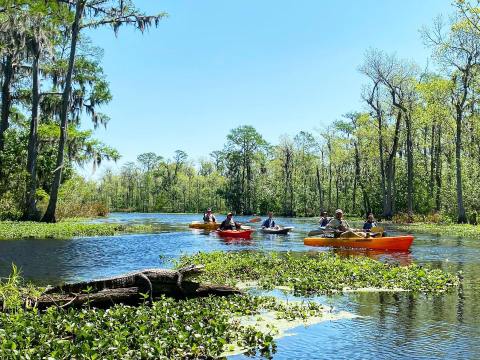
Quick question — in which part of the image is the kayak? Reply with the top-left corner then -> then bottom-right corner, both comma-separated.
189,222 -> 220,230
217,229 -> 255,239
303,235 -> 414,251
261,227 -> 294,235
307,227 -> 326,236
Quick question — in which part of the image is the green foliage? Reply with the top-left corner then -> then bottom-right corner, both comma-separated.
177,252 -> 458,295
0,264 -> 41,312
394,222 -> 480,240
0,221 -> 159,240
0,293 -> 325,358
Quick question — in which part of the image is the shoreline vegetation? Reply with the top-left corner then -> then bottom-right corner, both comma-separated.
392,222 -> 480,240
0,252 -> 457,358
0,220 -> 163,240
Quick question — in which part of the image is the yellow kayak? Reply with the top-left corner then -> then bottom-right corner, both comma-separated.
189,222 -> 220,230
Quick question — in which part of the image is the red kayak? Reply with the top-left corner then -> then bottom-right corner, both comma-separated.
217,229 -> 255,239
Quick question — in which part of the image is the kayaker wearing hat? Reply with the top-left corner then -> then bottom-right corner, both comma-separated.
327,209 -> 367,238
220,212 -> 241,230
203,208 -> 216,223
326,209 -> 350,232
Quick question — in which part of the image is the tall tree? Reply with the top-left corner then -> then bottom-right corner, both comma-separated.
423,12 -> 480,223
42,0 -> 166,222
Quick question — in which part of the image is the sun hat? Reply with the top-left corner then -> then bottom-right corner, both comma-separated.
335,209 -> 343,214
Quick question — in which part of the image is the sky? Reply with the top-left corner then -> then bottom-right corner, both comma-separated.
81,0 -> 453,177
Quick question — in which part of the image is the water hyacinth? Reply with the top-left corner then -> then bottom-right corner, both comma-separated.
0,221 -> 160,240
176,251 -> 458,295
0,294 -> 323,359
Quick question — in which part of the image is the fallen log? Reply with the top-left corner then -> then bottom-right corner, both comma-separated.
35,265 -> 241,310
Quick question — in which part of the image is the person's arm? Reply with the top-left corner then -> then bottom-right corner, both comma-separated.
262,219 -> 268,228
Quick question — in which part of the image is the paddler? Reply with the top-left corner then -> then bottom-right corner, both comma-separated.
363,213 -> 377,231
319,211 -> 330,227
326,209 -> 366,238
203,208 -> 216,223
262,211 -> 277,228
219,212 -> 241,230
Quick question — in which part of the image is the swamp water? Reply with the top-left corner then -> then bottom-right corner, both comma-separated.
0,213 -> 478,359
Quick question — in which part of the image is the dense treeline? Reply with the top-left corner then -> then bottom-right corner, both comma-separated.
2,1 -> 480,223
98,2 -> 480,223
0,0 -> 164,221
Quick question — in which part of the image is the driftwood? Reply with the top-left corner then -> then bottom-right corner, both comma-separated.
35,265 -> 241,310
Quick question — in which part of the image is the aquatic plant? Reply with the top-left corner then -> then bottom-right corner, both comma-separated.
393,223 -> 480,240
177,251 -> 458,295
0,221 -> 161,240
0,294 -> 323,359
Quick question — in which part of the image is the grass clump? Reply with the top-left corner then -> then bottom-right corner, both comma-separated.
0,221 -> 160,240
177,251 -> 458,295
393,222 -> 480,240
0,294 -> 323,359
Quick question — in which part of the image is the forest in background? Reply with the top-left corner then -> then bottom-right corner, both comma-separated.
2,0 -> 480,223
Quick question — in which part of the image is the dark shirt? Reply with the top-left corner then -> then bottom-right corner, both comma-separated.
262,218 -> 275,228
220,218 -> 237,230
319,217 -> 329,227
363,220 -> 377,231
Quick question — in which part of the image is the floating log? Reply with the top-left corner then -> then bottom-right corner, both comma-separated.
34,265 -> 241,310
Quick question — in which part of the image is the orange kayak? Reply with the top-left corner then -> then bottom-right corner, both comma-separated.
304,235 -> 414,251
217,229 -> 255,239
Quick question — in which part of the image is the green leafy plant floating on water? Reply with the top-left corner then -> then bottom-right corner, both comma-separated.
176,251 -> 458,295
0,294 -> 323,359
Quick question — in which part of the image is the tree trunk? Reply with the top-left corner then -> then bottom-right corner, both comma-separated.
405,114 -> 414,220
435,124 -> 442,212
384,111 -> 402,219
316,165 -> 323,212
429,123 -> 436,200
0,54 -> 14,178
377,115 -> 387,216
23,47 -> 41,221
455,108 -> 467,223
42,0 -> 85,223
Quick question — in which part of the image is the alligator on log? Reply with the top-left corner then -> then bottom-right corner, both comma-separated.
34,265 -> 241,310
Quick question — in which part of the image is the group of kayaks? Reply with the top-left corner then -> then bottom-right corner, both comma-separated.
188,222 -> 294,239
188,221 -> 414,251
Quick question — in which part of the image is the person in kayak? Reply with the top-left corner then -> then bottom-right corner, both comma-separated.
363,213 -> 377,231
319,211 -> 330,227
220,212 -> 241,230
203,208 -> 216,223
262,212 -> 276,228
326,209 -> 366,238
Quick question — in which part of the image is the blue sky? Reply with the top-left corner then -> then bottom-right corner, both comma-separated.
82,0 -> 452,176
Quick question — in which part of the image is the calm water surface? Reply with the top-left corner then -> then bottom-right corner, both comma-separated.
0,213 -> 478,359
